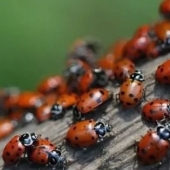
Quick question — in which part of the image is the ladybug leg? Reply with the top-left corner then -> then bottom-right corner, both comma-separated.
115,93 -> 120,103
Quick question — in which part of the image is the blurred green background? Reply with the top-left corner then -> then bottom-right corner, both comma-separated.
0,0 -> 161,90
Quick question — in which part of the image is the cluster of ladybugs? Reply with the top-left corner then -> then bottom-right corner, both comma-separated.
2,0 -> 170,168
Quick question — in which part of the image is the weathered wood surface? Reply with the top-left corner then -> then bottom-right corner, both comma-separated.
1,55 -> 170,170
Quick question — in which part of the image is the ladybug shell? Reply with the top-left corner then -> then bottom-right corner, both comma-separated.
123,36 -> 150,61
27,138 -> 56,165
146,41 -> 160,59
142,99 -> 170,122
66,119 -> 98,148
2,136 -> 25,165
113,58 -> 135,83
17,92 -> 44,109
0,118 -> 15,139
134,25 -> 150,37
56,93 -> 78,108
119,79 -> 144,108
97,54 -> 115,79
37,76 -> 67,95
153,20 -> 170,41
35,104 -> 52,123
159,0 -> 170,18
137,131 -> 170,165
76,88 -> 111,114
78,69 -> 94,93
155,59 -> 170,84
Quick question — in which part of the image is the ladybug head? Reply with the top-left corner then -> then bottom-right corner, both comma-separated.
156,125 -> 170,140
48,149 -> 66,167
73,106 -> 82,120
19,133 -> 37,146
64,61 -> 85,78
94,122 -> 111,138
93,68 -> 109,87
130,70 -> 145,82
50,104 -> 64,120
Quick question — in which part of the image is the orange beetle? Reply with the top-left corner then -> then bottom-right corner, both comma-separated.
17,92 -> 44,109
134,25 -> 151,38
37,76 -> 67,95
0,118 -> 16,139
66,119 -> 111,149
119,70 -> 145,108
73,88 -> 112,120
159,0 -> 170,19
51,93 -> 78,120
113,58 -> 135,83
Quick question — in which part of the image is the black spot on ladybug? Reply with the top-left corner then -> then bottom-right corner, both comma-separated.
18,148 -> 22,151
6,152 -> 10,156
130,64 -> 134,68
165,145 -> 169,149
126,102 -> 132,106
160,67 -> 163,72
81,107 -> 84,111
10,159 -> 15,163
99,90 -> 104,95
15,140 -> 18,143
91,136 -> 95,140
16,153 -> 20,157
119,72 -> 123,77
150,102 -> 154,105
11,145 -> 14,149
148,133 -> 152,136
129,94 -> 134,97
89,93 -> 94,98
89,120 -> 93,123
149,155 -> 156,160
138,83 -> 141,86
38,152 -> 41,155
149,109 -> 155,114
121,91 -> 125,95
75,136 -> 79,140
82,100 -> 85,102
41,159 -> 45,163
141,148 -> 147,154
126,84 -> 128,86
150,142 -> 154,146
73,126 -> 77,130
88,106 -> 92,109
134,98 -> 138,102
50,144 -> 54,146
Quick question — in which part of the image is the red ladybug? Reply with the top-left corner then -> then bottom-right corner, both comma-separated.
119,70 -> 145,108
51,93 -> 78,120
136,122 -> 170,165
73,88 -> 112,120
155,59 -> 170,85
2,133 -> 37,165
134,25 -> 151,38
17,92 -> 44,109
78,68 -> 109,93
113,58 -> 135,83
28,148 -> 66,168
66,119 -> 111,149
159,0 -> 170,19
142,99 -> 170,122
37,76 -> 67,95
0,118 -> 16,139
123,36 -> 151,61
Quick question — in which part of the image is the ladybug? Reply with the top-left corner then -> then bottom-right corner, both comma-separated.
27,147 -> 66,168
66,119 -> 111,149
68,38 -> 99,66
37,75 -> 67,95
142,99 -> 170,122
113,58 -> 135,83
35,103 -> 52,123
0,118 -> 16,139
123,36 -> 151,61
155,59 -> 170,85
51,93 -> 78,120
17,92 -> 44,110
73,88 -> 113,120
2,133 -> 37,165
136,122 -> 170,165
159,0 -> 170,19
118,70 -> 145,108
78,68 -> 109,93
134,25 -> 151,38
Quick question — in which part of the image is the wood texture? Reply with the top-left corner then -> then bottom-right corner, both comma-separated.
1,55 -> 170,170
